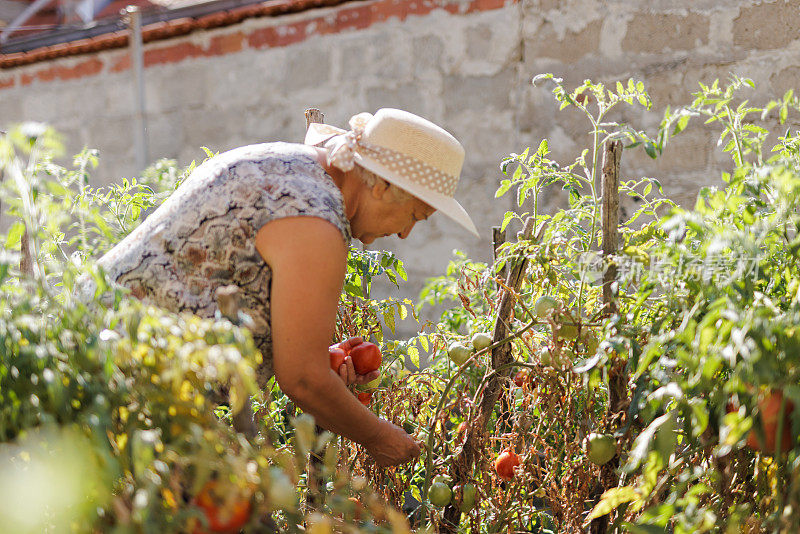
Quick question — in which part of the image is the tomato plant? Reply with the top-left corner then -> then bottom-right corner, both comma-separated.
7,71 -> 800,533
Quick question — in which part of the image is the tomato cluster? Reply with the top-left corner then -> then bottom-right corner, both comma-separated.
329,338 -> 382,375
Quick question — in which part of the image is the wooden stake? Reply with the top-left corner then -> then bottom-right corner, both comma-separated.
590,140 -> 624,534
601,140 -> 622,316
305,107 -> 327,511
492,226 -> 507,280
19,226 -> 33,277
305,108 -> 324,129
441,218 -> 535,530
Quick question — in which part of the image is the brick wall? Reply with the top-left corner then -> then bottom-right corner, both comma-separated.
2,0 -> 800,338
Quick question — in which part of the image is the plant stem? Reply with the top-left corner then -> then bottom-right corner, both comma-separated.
724,104 -> 745,167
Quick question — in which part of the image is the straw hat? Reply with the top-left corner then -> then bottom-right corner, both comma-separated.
304,108 -> 479,237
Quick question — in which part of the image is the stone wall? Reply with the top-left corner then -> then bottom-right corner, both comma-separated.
521,0 -> 800,210
2,0 -> 800,339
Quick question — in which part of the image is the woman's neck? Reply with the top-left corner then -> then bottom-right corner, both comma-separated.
311,146 -> 360,222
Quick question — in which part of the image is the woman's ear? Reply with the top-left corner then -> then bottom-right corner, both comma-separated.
370,180 -> 390,200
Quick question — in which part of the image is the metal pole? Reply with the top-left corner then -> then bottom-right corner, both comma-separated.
126,6 -> 148,171
0,0 -> 52,44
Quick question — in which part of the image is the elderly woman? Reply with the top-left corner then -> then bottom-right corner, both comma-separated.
94,108 -> 478,467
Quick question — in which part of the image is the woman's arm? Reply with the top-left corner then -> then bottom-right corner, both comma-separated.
255,217 -> 420,467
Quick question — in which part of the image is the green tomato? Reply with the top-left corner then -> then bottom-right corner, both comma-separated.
457,483 -> 477,511
539,347 -> 552,367
428,482 -> 452,507
432,474 -> 452,486
556,321 -> 579,341
471,332 -> 492,352
585,433 -> 616,466
540,347 -> 572,368
448,343 -> 473,366
534,295 -> 560,318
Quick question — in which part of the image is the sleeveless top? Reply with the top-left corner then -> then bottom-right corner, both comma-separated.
94,142 -> 352,385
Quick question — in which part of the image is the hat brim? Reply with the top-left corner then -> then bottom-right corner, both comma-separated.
354,152 -> 480,238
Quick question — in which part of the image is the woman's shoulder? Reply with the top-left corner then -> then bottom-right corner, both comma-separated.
184,142 -> 314,183
208,142 -> 352,244
175,142 -> 332,206
215,142 -> 317,168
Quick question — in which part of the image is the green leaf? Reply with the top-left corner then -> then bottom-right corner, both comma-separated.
407,345 -> 420,369
383,308 -> 396,334
587,486 -> 640,520
501,211 -> 516,232
625,411 -> 676,472
641,451 -> 663,497
651,179 -> 663,193
5,221 -> 25,248
419,335 -> 429,352
536,138 -> 549,156
688,398 -> 709,435
672,115 -> 690,136
45,180 -> 71,198
496,180 -> 513,198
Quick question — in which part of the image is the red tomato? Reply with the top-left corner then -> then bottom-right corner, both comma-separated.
329,347 -> 346,372
494,449 -> 520,481
746,390 -> 795,454
357,391 -> 372,406
513,370 -> 528,387
339,337 -> 364,353
350,342 -> 382,375
191,481 -> 252,534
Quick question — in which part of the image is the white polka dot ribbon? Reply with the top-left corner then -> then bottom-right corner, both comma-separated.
309,114 -> 458,197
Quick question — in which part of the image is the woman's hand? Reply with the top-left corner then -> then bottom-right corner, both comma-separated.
331,336 -> 381,386
364,420 -> 423,467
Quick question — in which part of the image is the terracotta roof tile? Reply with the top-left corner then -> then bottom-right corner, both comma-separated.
1,0 -> 354,67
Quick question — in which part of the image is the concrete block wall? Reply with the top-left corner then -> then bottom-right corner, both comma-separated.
2,0 -> 800,339
520,0 -> 800,210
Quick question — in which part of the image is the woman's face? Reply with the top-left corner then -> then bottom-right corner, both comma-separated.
356,185 -> 436,245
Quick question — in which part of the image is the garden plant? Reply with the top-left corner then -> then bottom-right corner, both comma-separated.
2,73 -> 800,533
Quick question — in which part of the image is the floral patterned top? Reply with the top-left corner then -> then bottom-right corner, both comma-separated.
95,142 -> 352,385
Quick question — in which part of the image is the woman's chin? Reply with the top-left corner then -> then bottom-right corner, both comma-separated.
359,233 -> 394,245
